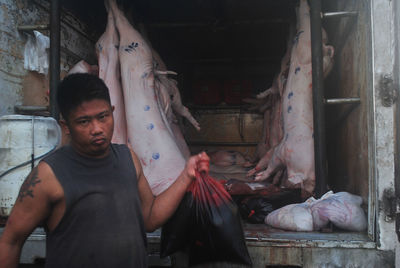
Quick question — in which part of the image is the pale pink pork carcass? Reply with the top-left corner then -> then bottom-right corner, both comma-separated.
152,49 -> 199,159
109,0 -> 186,195
67,60 -> 98,76
252,0 -> 334,197
96,3 -> 128,144
246,26 -> 294,183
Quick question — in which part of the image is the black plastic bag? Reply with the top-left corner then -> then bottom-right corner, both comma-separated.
239,197 -> 274,224
160,171 -> 252,266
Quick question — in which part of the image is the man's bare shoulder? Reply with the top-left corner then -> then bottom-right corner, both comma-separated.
26,161 -> 64,203
127,146 -> 144,180
0,162 -> 65,242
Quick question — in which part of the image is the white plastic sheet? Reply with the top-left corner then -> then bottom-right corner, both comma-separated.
265,197 -> 316,231
310,191 -> 367,231
265,191 -> 367,232
23,31 -> 50,74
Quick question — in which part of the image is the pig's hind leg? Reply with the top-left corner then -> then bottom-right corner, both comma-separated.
254,143 -> 285,182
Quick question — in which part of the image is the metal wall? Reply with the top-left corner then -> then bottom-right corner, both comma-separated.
324,0 -> 371,203
173,244 -> 394,268
369,0 -> 399,252
183,0 -> 399,257
0,0 -> 96,117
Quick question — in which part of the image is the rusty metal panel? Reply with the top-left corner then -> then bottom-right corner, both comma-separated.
186,111 -> 263,142
22,71 -> 49,107
33,0 -> 97,65
169,243 -> 394,267
250,246 -> 302,267
370,0 -> 398,251
184,110 -> 263,156
301,247 -> 394,268
244,224 -> 375,249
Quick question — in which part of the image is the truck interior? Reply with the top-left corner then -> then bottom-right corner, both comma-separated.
60,0 -> 374,247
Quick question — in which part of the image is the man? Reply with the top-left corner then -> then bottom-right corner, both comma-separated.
0,73 -> 209,267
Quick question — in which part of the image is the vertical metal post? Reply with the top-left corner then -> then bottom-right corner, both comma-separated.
310,0 -> 327,197
395,85 -> 400,242
49,0 -> 61,120
393,0 -> 400,242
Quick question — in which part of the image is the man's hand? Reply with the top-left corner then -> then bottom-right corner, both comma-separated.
183,152 -> 210,180
135,150 -> 210,232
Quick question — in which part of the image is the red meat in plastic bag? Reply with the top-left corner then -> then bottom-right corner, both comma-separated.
160,170 -> 252,266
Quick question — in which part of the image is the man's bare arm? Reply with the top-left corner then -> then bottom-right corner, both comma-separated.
130,149 -> 208,232
0,162 -> 63,268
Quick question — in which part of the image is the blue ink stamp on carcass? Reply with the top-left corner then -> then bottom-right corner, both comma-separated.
285,133 -> 289,141
293,30 -> 304,45
295,67 -> 300,74
125,42 -> 139,53
152,153 -> 160,160
144,105 -> 150,111
147,123 -> 154,130
141,72 -> 148,78
288,92 -> 294,99
287,105 -> 292,113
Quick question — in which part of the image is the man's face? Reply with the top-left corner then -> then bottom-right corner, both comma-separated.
62,99 -> 114,158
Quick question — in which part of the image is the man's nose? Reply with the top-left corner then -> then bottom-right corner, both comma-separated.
90,120 -> 103,135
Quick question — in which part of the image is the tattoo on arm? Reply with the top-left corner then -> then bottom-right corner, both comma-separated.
18,168 -> 41,202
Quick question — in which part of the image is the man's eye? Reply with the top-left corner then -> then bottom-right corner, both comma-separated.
98,113 -> 109,121
78,120 -> 89,125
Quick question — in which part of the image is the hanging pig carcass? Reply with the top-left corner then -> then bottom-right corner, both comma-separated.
95,4 -> 128,145
250,0 -> 334,197
244,25 -> 294,185
151,49 -> 199,159
152,50 -> 200,133
154,74 -> 192,159
109,0 -> 187,195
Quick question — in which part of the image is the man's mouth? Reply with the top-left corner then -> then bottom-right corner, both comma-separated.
92,138 -> 106,145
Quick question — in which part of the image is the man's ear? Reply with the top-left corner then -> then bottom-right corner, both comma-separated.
59,119 -> 70,135
111,105 -> 115,112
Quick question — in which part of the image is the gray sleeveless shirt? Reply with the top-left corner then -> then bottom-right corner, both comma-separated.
42,144 -> 148,268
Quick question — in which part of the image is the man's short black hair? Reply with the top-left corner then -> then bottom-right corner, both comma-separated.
57,73 -> 111,121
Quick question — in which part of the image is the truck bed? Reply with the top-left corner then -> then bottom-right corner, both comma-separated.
0,223 -> 374,267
